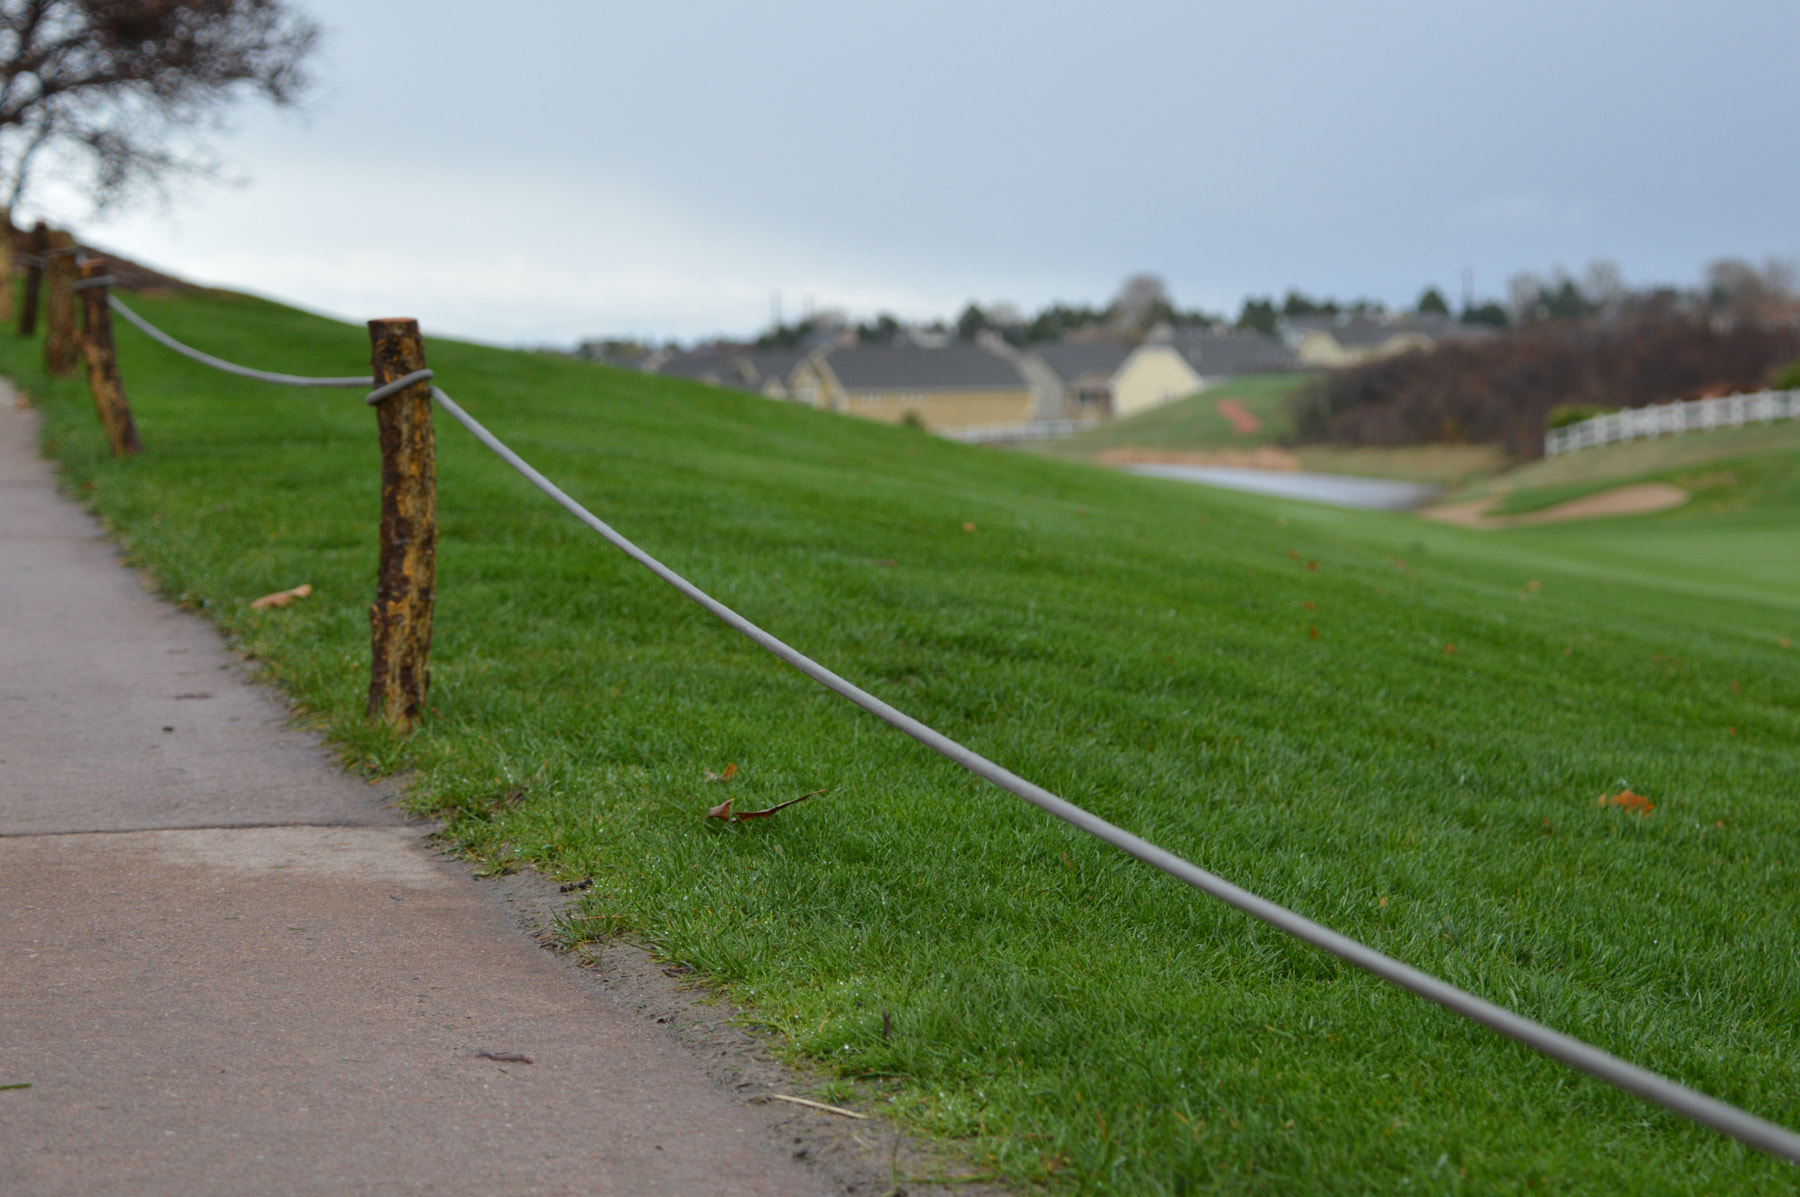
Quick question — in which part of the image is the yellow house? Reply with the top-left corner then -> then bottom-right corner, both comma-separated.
1284,313 -> 1485,368
1110,344 -> 1205,417
792,342 -> 1036,432
1031,341 -> 1204,420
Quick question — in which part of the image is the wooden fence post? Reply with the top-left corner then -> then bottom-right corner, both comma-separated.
19,221 -> 44,336
43,228 -> 78,375
77,258 -> 141,457
365,318 -> 437,730
0,208 -> 15,326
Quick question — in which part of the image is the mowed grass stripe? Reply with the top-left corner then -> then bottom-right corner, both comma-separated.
13,289 -> 1800,1194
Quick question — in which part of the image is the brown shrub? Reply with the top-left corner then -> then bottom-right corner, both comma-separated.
1292,314 -> 1800,458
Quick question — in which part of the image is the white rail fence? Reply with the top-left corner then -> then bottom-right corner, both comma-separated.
1545,388 -> 1800,457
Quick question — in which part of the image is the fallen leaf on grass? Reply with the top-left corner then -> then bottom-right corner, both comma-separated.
707,788 -> 825,822
1597,789 -> 1655,816
250,583 -> 313,611
703,762 -> 738,783
1442,643 -> 1457,655
962,521 -> 977,532
474,1050 -> 532,1064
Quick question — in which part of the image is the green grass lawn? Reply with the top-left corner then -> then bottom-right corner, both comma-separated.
1040,372 -> 1311,458
12,290 -> 1800,1194
1039,373 -> 1514,488
1482,423 -> 1800,524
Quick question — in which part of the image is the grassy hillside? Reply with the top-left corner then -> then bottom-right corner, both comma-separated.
1484,421 -> 1800,516
1039,372 -> 1308,457
1040,373 -> 1511,486
11,290 -> 1800,1194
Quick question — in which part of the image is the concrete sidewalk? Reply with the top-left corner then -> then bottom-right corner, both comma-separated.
0,392 -> 903,1196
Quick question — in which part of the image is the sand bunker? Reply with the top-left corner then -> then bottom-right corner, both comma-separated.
1215,398 -> 1262,435
1422,482 -> 1688,529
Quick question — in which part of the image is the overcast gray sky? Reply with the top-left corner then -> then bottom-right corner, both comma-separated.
33,0 -> 1800,345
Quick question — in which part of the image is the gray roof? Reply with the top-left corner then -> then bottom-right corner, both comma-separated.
1282,311 -> 1492,349
1172,329 -> 1301,375
654,349 -> 801,391
1031,340 -> 1134,385
821,342 -> 1026,392
1288,314 -> 1401,348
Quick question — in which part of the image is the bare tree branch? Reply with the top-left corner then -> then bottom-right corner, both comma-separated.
0,0 -> 319,210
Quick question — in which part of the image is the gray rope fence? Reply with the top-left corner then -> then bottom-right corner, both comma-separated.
104,293 -> 1800,1166
109,297 -> 373,389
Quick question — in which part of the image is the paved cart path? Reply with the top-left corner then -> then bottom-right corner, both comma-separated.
0,391 -> 850,1197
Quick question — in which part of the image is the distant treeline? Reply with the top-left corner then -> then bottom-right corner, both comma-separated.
1291,310 -> 1800,458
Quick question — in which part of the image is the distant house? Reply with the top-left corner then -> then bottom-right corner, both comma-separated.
651,348 -> 803,399
1029,340 -> 1206,419
1281,313 -> 1488,368
1164,327 -> 1303,381
790,341 -> 1037,432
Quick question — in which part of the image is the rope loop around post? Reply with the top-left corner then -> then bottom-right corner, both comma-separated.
365,367 -> 435,406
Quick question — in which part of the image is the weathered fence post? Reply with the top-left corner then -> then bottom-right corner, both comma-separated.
19,221 -> 45,336
0,208 -> 15,326
365,318 -> 437,730
76,258 -> 141,457
43,228 -> 79,375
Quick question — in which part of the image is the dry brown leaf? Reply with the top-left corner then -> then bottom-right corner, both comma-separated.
1597,789 -> 1655,816
703,762 -> 739,783
249,583 -> 313,611
707,789 -> 824,822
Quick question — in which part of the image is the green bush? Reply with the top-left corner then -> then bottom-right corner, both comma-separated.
1770,357 -> 1800,390
1545,401 -> 1619,430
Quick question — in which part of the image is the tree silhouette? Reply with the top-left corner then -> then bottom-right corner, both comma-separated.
0,0 -> 320,209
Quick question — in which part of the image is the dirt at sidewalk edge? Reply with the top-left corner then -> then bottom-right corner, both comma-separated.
478,865 -> 1017,1197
